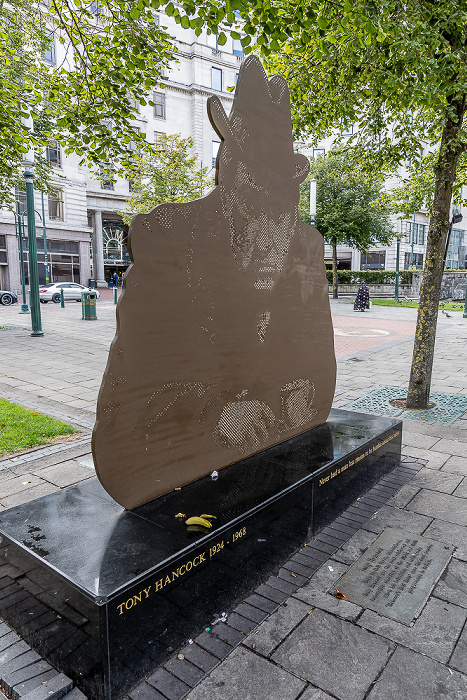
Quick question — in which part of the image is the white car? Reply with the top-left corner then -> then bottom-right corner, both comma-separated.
39,283 -> 101,303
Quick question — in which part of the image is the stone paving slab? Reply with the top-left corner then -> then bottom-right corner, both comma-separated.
358,598 -> 466,663
272,609 -> 393,700
367,647 -> 467,700
409,490 -> 467,526
186,647 -> 306,700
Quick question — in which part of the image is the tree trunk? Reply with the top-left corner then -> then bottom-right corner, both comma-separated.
332,236 -> 338,299
406,95 -> 467,409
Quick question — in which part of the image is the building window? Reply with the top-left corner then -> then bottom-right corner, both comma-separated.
405,222 -> 426,245
153,92 -> 166,119
404,252 -> 424,269
232,38 -> 243,56
0,235 -> 7,265
100,164 -> 115,191
154,131 -> 164,146
446,228 -> 466,269
43,31 -> 56,65
206,33 -> 217,49
360,251 -> 386,270
212,140 -> 220,167
211,67 -> 222,91
46,140 -> 61,167
15,189 -> 27,215
48,190 -> 64,220
313,149 -> 325,159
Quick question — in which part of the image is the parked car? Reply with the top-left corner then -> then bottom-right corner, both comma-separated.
0,290 -> 18,306
39,283 -> 101,303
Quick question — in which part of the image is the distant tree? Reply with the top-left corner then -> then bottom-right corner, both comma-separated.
300,149 -> 393,298
120,134 -> 213,225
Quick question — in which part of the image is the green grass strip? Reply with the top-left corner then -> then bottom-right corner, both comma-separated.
371,299 -> 465,311
0,399 -> 79,457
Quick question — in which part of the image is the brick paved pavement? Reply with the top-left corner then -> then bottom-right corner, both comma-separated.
1,296 -> 467,699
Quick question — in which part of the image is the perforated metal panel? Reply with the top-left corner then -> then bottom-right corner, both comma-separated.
92,56 -> 336,509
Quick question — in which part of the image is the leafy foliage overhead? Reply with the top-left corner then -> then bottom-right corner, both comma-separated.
300,148 -> 394,252
120,134 -> 213,225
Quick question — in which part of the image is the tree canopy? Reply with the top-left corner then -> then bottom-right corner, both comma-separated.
120,134 -> 213,225
301,149 -> 393,251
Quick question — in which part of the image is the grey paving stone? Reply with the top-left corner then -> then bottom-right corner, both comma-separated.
362,504 -> 432,535
272,608 -> 392,700
453,477 -> 467,498
179,644 -> 219,674
406,467 -> 463,494
20,673 -> 73,700
163,658 -> 205,688
424,519 -> 467,561
128,682 -> 167,700
60,689 -> 86,700
196,632 -> 232,659
211,623 -> 244,647
300,688 -> 335,700
386,483 -> 421,508
185,646 -> 305,700
435,440 -> 467,458
402,432 -> 440,450
243,598 -> 310,656
367,646 -> 467,700
145,668 -> 190,700
11,670 -> 58,700
358,598 -> 466,663
450,619 -> 467,674
409,490 -> 467,527
293,560 -> 362,621
0,649 -> 41,677
32,461 -> 93,488
0,475 -> 44,499
3,659 -> 55,695
1,483 -> 59,508
441,456 -> 467,476
332,529 -> 379,565
433,558 -> 467,608
244,593 -> 278,614
0,641 -> 31,664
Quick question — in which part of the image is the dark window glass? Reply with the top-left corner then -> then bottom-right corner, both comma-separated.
46,141 -> 61,167
15,189 -> 27,215
100,164 -> 115,190
211,67 -> 222,91
43,32 -> 56,64
0,235 -> 5,249
404,252 -> 424,269
52,263 -> 73,283
48,190 -> 64,220
153,92 -> 166,119
0,251 -> 7,264
360,252 -> 386,270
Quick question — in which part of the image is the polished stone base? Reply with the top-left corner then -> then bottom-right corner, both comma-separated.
0,409 -> 401,700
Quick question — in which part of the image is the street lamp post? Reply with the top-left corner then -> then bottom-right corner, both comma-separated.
395,235 -> 401,301
14,203 -> 30,314
41,192 -> 50,284
24,169 -> 43,337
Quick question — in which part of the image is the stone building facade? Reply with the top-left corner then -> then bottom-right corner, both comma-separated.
0,12 -> 242,292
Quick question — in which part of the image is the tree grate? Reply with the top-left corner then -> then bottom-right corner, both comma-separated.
346,386 -> 467,424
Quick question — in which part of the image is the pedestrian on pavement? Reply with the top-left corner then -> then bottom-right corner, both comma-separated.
113,271 -> 119,288
109,275 -> 113,289
354,280 -> 370,311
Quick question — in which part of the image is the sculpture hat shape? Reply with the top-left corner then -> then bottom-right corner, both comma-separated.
92,56 -> 336,509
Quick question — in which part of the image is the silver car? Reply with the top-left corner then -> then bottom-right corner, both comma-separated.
39,283 -> 100,303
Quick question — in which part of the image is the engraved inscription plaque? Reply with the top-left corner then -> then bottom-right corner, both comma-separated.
334,528 -> 454,624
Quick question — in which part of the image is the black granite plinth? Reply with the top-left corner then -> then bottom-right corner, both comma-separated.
0,409 -> 401,700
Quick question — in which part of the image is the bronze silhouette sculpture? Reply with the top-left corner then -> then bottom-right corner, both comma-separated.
92,56 -> 336,509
